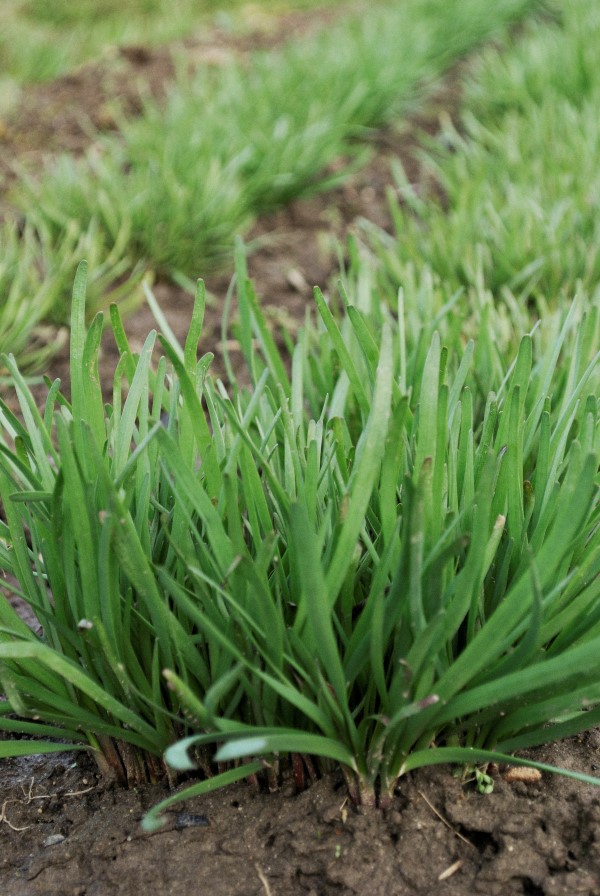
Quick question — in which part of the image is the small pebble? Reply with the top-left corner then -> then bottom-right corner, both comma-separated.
43,834 -> 66,848
174,813 -> 210,831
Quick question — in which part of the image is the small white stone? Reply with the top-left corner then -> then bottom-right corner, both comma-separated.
43,834 -> 66,848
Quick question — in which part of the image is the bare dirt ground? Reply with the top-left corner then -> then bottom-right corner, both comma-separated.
2,734 -> 600,896
2,9 -> 600,896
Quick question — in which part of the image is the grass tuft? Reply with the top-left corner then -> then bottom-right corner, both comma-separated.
0,254 -> 598,822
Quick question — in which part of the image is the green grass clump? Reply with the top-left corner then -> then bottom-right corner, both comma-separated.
366,0 -> 600,310
1,255 -> 598,822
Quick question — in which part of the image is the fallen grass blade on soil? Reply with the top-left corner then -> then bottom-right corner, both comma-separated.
1,257 -> 599,821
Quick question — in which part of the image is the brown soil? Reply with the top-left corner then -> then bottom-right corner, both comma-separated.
2,733 -> 600,896
3,8 -> 600,896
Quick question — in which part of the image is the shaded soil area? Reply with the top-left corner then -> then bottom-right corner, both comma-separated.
2,732 -> 600,896
3,8 -> 600,896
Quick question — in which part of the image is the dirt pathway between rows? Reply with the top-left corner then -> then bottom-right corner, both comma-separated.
2,8 -> 600,896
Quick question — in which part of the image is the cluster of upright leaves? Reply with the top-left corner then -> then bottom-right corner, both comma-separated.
151,251 -> 600,823
0,222 -> 60,369
0,263 -> 185,782
0,255 -> 599,823
367,0 -> 600,311
0,211 -> 144,367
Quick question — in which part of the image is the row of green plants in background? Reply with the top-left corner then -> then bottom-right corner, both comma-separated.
0,250 -> 599,826
366,0 -> 600,313
1,0 -> 540,367
0,0 -> 337,85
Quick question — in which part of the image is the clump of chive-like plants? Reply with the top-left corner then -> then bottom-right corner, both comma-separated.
0,254 -> 599,827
